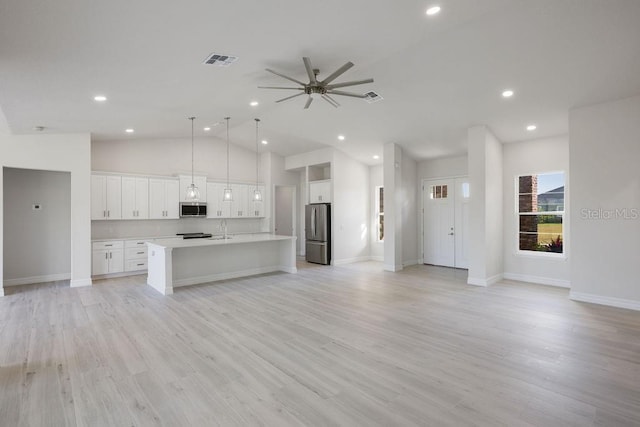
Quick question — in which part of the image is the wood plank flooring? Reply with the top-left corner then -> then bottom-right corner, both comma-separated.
1,261 -> 639,426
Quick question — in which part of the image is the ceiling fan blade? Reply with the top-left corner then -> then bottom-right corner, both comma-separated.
258,86 -> 304,90
327,90 -> 368,99
276,92 -> 305,103
304,96 -> 313,109
302,57 -> 317,84
322,94 -> 340,108
265,68 -> 306,86
326,78 -> 374,90
320,61 -> 354,85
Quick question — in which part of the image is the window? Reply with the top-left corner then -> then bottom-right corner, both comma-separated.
376,186 -> 384,241
430,184 -> 448,199
517,172 -> 564,254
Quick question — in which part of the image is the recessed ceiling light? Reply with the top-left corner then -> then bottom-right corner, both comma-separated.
373,155 -> 380,160
125,128 -> 134,133
337,135 -> 345,141
250,101 -> 259,107
502,89 -> 514,98
204,127 -> 211,131
426,5 -> 441,16
261,140 -> 268,145
94,95 -> 107,102
526,124 -> 537,131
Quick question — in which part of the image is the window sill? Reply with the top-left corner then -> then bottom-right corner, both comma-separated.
516,250 -> 567,260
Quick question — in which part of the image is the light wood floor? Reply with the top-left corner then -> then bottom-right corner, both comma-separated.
1,262 -> 639,426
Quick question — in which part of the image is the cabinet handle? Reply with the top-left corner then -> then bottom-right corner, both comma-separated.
105,244 -> 113,247
137,251 -> 144,254
107,210 -> 110,217
103,210 -> 106,218
137,263 -> 144,266
105,253 -> 108,260
137,242 -> 144,245
110,252 -> 112,259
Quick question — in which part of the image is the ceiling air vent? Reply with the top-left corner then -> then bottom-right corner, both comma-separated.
364,91 -> 383,103
202,53 -> 238,67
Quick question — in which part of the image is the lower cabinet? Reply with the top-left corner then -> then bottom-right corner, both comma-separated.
92,241 -> 124,275
124,239 -> 152,272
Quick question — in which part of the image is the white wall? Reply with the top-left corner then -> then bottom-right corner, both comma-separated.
0,133 -> 92,294
369,164 -> 384,261
3,168 -> 71,285
332,150 -> 370,264
569,94 -> 640,310
502,136 -> 570,287
401,153 -> 418,266
467,125 -> 503,286
92,137 -> 259,182
418,155 -> 468,180
383,143 -> 403,271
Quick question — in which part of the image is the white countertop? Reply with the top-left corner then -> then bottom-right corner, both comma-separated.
148,233 -> 295,249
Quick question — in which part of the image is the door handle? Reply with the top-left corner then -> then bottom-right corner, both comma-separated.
448,232 -> 454,235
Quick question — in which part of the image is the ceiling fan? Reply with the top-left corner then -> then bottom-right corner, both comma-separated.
259,57 -> 374,109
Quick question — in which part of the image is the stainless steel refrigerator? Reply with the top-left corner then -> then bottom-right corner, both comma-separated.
305,203 -> 331,265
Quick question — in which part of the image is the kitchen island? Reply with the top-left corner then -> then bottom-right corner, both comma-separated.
146,234 -> 297,295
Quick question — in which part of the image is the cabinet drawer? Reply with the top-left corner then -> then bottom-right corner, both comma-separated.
125,247 -> 148,260
125,259 -> 148,272
92,240 -> 124,250
124,239 -> 152,249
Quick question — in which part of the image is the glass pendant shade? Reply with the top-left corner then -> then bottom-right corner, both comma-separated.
223,117 -> 233,203
186,183 -> 200,202
223,188 -> 233,201
253,189 -> 262,201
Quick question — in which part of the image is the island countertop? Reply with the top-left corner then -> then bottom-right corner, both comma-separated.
146,233 -> 297,295
148,233 -> 294,249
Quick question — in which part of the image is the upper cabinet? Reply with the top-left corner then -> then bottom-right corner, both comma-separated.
149,178 -> 179,219
91,175 -> 122,220
179,175 -> 207,203
121,176 -> 149,219
309,179 -> 331,203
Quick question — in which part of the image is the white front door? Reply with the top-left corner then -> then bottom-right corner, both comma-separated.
423,177 -> 469,268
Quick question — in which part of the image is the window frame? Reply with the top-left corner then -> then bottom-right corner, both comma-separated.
375,185 -> 384,242
515,171 -> 566,258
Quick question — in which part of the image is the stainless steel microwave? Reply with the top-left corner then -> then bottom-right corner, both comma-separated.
179,202 -> 207,218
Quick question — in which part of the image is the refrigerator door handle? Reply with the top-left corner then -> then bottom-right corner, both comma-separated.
311,207 -> 316,239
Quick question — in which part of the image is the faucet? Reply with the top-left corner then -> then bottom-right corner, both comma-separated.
221,219 -> 228,240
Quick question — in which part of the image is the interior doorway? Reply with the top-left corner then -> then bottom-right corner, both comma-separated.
422,177 -> 469,268
274,185 -> 296,236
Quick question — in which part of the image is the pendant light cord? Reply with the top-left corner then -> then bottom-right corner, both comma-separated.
255,118 -> 260,192
225,117 -> 230,189
189,116 -> 195,185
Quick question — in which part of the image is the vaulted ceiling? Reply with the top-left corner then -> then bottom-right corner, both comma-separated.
1,0 -> 640,165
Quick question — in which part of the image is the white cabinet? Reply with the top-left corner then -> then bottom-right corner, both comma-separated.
149,178 -> 179,219
179,175 -> 207,203
124,239 -> 152,272
231,184 -> 248,218
206,182 -> 228,218
92,240 -> 124,275
121,177 -> 149,219
309,180 -> 331,203
91,175 -> 122,220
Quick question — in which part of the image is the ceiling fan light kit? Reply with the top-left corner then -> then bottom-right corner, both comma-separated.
259,57 -> 375,109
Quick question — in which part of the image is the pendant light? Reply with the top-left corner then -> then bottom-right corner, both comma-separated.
223,117 -> 233,202
253,118 -> 262,202
185,116 -> 200,202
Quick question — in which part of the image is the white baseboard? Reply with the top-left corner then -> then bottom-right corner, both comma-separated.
503,273 -> 570,289
403,259 -> 419,267
173,265 -> 292,287
370,256 -> 384,262
570,291 -> 640,311
467,273 -> 503,287
333,256 -> 372,266
70,278 -> 92,288
4,273 -> 71,287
